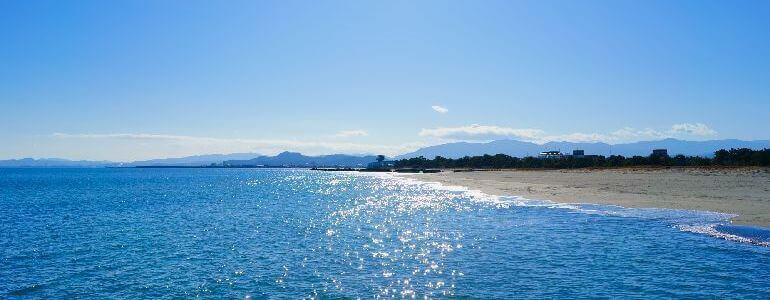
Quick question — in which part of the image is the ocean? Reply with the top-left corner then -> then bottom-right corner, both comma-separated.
1,168 -> 769,298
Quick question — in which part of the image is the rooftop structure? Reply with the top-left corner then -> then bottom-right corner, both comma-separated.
652,149 -> 669,157
367,160 -> 396,170
538,151 -> 563,159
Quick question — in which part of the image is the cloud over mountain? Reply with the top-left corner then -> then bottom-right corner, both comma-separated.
419,123 -> 718,144
419,124 -> 543,141
333,130 -> 369,138
431,105 -> 449,114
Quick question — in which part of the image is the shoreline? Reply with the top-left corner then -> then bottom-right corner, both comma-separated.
401,167 -> 770,228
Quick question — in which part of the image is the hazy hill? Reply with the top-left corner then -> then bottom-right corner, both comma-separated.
124,153 -> 261,167
397,138 -> 770,159
0,158 -> 115,167
6,139 -> 769,167
397,140 -> 543,160
224,152 -> 377,167
0,152 -> 378,168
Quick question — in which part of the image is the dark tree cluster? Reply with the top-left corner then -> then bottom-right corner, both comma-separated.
394,148 -> 770,169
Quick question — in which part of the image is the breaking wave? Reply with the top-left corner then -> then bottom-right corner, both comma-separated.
380,173 -> 770,247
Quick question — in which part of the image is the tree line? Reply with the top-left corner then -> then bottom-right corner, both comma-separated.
393,148 -> 770,169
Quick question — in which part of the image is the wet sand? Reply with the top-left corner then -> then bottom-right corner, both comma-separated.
405,168 -> 770,228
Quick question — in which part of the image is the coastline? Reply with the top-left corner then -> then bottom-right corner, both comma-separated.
401,167 -> 770,228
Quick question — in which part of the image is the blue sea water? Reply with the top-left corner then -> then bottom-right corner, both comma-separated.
1,168 -> 769,298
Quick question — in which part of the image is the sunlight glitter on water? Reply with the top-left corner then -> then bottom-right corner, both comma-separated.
1,168 -> 769,298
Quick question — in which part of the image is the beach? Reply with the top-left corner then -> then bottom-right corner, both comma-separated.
405,167 -> 770,228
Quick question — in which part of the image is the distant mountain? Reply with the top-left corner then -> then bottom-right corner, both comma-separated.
397,138 -> 770,159
0,158 -> 115,168
0,152 -> 379,168
7,139 -> 769,167
397,140 -> 544,160
224,151 -> 378,167
124,153 -> 261,167
598,139 -> 770,157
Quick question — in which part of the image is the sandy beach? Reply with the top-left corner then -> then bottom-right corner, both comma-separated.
406,168 -> 770,228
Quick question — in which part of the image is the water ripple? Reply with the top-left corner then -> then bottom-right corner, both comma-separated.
0,168 -> 768,298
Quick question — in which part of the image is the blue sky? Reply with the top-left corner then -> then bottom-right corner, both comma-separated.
2,0 -> 769,161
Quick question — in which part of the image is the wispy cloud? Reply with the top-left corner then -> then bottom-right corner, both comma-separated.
670,123 -> 717,136
419,124 -> 543,141
52,133 -> 215,141
52,132 -> 419,159
419,123 -> 718,144
45,122 -> 717,161
431,105 -> 449,114
333,130 -> 369,138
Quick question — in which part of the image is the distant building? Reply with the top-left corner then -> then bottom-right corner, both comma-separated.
367,155 -> 396,169
652,149 -> 668,157
538,151 -> 563,159
367,160 -> 396,169
572,150 -> 585,157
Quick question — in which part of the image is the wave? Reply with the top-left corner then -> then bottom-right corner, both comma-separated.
678,224 -> 770,247
373,172 -> 770,247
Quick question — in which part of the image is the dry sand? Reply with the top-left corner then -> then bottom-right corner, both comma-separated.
405,168 -> 770,228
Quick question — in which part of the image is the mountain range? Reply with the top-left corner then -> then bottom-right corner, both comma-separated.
122,153 -> 261,167
0,152 -> 378,168
223,152 -> 377,167
3,138 -> 770,167
0,158 -> 114,168
397,138 -> 770,159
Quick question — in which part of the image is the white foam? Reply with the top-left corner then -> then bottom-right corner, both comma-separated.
677,224 -> 770,247
359,172 -> 770,247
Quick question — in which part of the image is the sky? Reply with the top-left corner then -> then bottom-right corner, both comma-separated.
1,0 -> 769,161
